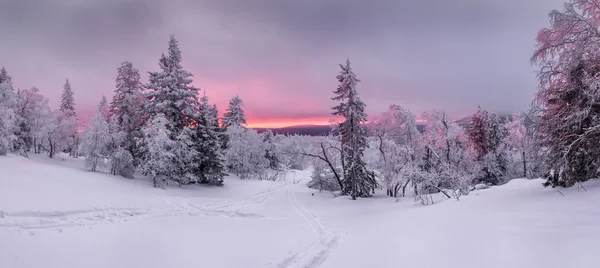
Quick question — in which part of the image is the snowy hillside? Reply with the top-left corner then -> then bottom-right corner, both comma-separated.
1,155 -> 600,268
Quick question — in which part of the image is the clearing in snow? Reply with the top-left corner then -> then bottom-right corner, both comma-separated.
1,154 -> 600,268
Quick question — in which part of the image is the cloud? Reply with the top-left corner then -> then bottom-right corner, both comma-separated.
0,0 -> 566,125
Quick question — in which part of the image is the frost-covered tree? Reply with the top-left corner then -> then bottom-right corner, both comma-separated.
225,125 -> 268,179
0,67 -> 12,84
504,113 -> 528,178
60,79 -> 76,115
145,35 -> 199,133
196,94 -> 226,185
532,0 -> 600,187
109,148 -> 135,179
0,81 -> 18,155
368,105 -> 421,196
59,79 -> 78,157
98,95 -> 110,119
332,59 -> 377,199
80,113 -> 110,172
420,110 -> 477,198
261,129 -> 282,170
110,61 -> 146,161
137,114 -> 176,188
222,95 -> 247,128
43,110 -> 78,158
172,127 -> 199,185
468,107 -> 508,185
16,87 -> 51,154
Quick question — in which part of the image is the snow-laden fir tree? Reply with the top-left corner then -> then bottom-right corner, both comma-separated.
222,95 -> 247,129
60,79 -> 78,157
0,67 -> 11,84
172,127 -> 199,185
195,94 -> 226,185
60,79 -> 76,115
331,59 -> 377,199
0,79 -> 18,155
145,35 -> 200,133
110,61 -> 146,163
137,114 -> 176,188
80,113 -> 110,172
98,95 -> 110,119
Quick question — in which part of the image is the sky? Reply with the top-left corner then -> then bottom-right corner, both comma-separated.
0,0 -> 565,128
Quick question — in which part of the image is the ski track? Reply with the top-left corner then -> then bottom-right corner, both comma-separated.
0,183 -> 289,232
272,186 -> 342,268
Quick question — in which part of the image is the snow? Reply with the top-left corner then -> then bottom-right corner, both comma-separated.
2,155 -> 600,268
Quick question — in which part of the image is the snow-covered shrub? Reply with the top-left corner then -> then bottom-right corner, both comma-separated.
110,147 -> 135,179
225,125 -> 269,179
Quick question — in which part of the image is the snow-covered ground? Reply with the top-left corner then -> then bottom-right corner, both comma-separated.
1,154 -> 600,268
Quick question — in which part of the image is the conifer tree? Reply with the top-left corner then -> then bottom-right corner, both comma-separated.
60,79 -> 76,115
110,61 -> 146,162
195,94 -> 226,185
331,59 -> 377,199
145,35 -> 200,133
222,95 -> 247,129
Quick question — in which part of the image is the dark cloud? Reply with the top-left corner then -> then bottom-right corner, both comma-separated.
0,0 -> 566,125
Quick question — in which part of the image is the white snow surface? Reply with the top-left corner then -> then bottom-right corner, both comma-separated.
1,154 -> 600,268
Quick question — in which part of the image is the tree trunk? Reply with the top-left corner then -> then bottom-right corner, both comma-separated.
522,150 -> 527,178
402,180 -> 410,197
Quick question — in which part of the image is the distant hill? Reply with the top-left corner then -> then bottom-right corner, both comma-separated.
254,124 -> 332,136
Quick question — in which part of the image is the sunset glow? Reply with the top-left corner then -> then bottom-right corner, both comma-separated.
246,117 -> 333,128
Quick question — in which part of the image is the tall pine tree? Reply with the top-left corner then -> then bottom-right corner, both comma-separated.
332,59 -> 377,199
145,35 -> 200,133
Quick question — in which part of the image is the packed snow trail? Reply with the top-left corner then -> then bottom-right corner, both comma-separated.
271,185 -> 342,268
0,182 -> 289,232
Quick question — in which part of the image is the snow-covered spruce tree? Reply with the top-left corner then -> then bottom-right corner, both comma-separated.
331,59 -> 377,199
137,114 -> 176,188
468,107 -> 508,185
80,113 -> 110,172
98,95 -> 110,119
60,79 -> 78,157
60,79 -> 76,115
195,94 -> 226,185
145,35 -> 200,134
0,67 -> 12,84
225,125 -> 268,179
222,95 -> 247,129
0,79 -> 18,155
110,61 -> 147,164
172,127 -> 199,185
531,0 -> 600,187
